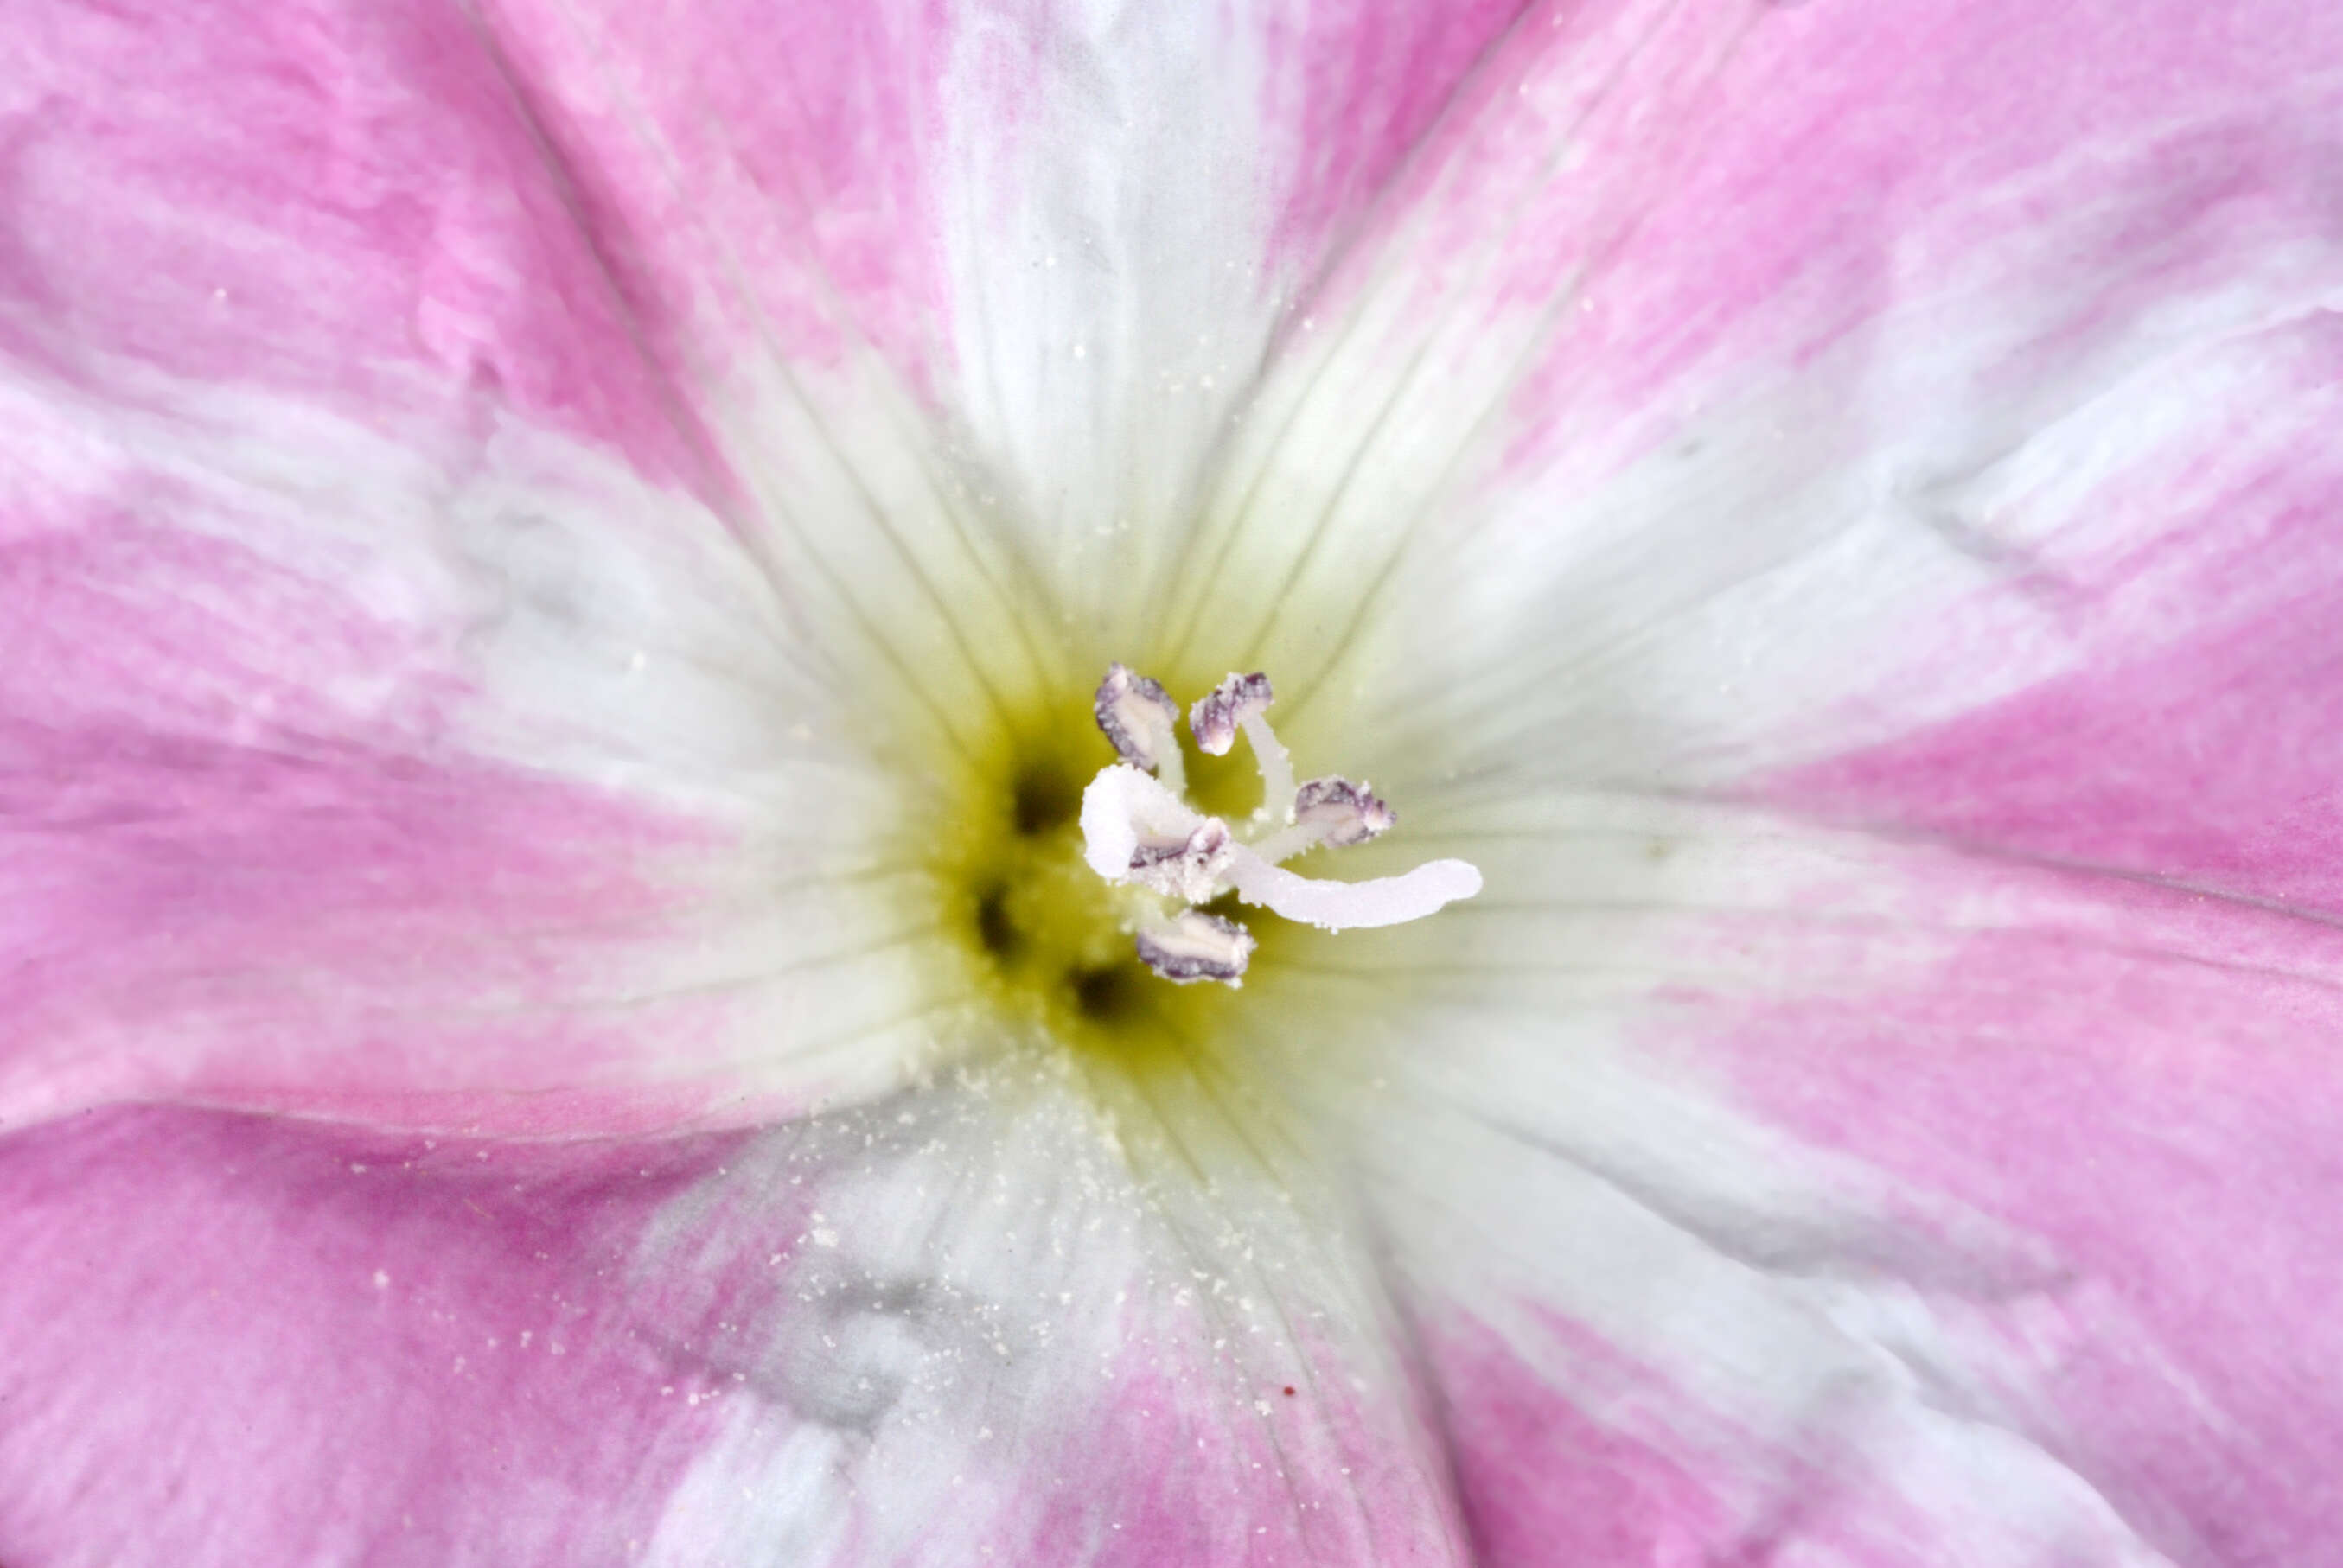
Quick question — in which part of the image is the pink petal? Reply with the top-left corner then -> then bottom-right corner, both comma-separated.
5,0 -> 710,487
1427,1315 -> 1738,1567
469,0 -> 952,384
3,720 -> 725,1132
0,1106 -> 755,1564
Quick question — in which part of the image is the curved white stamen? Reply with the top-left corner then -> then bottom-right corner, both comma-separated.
1238,711 -> 1297,825
1080,763 -> 1198,881
1225,846 -> 1483,932
1189,672 -> 1298,822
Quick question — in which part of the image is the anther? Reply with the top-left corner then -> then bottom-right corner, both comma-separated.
1293,777 -> 1394,849
1245,775 -> 1395,864
1095,663 -> 1186,794
1135,910 -> 1256,985
1127,818 -> 1235,905
1191,671 -> 1295,821
1189,672 -> 1274,757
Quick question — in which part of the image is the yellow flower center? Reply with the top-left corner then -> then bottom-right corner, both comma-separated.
922,663 -> 1294,1087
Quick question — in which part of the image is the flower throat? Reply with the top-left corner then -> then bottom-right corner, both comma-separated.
930,663 -> 1478,1068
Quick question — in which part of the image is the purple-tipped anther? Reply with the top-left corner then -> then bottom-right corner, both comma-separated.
1293,777 -> 1395,849
1188,672 -> 1274,757
1094,663 -> 1182,775
1135,910 -> 1256,985
1127,818 -> 1236,905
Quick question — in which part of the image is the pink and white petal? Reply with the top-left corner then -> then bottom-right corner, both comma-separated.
1,2 -> 999,1132
454,0 -> 1526,483
1325,247 -> 2343,1564
1681,854 -> 2343,1565
4,0 -> 996,755
1366,1093 -> 2156,1567
1312,788 -> 2343,1565
0,1069 -> 1472,1566
1362,306 -> 2343,875
1144,0 -> 2343,778
2,294 -> 942,1138
911,0 -> 1534,633
1408,264 -> 2343,813
456,0 -> 1545,721
446,0 -> 1055,749
631,1063 -> 1470,1566
1763,318 -> 2343,909
1739,758 -> 2343,1552
3,0 -> 707,487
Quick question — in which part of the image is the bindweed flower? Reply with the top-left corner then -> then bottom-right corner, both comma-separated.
4,0 -> 2342,1562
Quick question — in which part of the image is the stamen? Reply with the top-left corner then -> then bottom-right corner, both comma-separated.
1249,776 -> 1395,864
1191,672 -> 1295,822
1081,665 -> 1482,985
1295,777 -> 1395,846
1128,818 -> 1236,905
1135,909 -> 1256,985
1095,663 -> 1186,794
1188,672 -> 1273,756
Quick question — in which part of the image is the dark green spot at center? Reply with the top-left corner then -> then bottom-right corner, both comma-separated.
1069,962 -> 1144,1023
1011,761 -> 1080,837
974,883 -> 1023,961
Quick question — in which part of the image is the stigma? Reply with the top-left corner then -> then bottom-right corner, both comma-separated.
1080,667 -> 1482,985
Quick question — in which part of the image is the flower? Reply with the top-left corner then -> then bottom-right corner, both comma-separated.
5,0 -> 2342,1561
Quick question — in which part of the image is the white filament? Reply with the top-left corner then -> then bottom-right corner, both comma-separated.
1237,711 -> 1296,825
